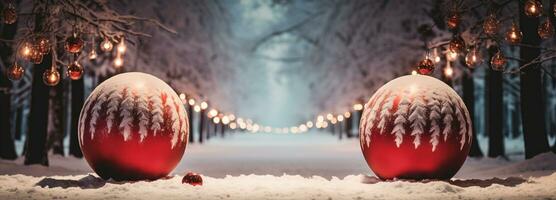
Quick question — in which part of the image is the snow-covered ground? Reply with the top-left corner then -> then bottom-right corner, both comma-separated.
1,132 -> 556,199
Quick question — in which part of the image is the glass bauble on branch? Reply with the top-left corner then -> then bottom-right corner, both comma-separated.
67,61 -> 84,80
490,50 -> 507,71
449,35 -> 466,54
35,35 -> 51,55
43,67 -> 60,86
7,62 -> 24,81
538,17 -> 554,39
416,57 -> 434,75
65,33 -> 84,53
505,22 -> 523,44
524,0 -> 543,17
3,3 -> 17,24
29,49 -> 43,64
465,47 -> 482,69
483,14 -> 499,36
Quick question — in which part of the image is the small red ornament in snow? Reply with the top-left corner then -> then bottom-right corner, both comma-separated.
182,172 -> 203,186
78,72 -> 189,181
360,75 -> 472,180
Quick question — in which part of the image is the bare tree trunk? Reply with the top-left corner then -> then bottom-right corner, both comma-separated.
463,70 -> 483,157
198,109 -> 205,143
187,104 -> 194,143
25,54 -> 51,166
68,78 -> 84,157
345,113 -> 353,138
487,46 -> 504,158
48,79 -> 65,155
0,5 -> 18,160
519,1 -> 550,159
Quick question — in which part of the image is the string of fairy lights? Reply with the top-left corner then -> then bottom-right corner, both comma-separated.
178,93 -> 365,134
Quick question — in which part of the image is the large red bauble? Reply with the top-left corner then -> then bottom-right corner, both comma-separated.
359,75 -> 472,180
78,72 -> 189,181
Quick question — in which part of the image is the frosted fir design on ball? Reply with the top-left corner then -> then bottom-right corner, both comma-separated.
79,72 -> 188,148
360,75 -> 472,151
359,75 -> 472,180
78,72 -> 189,181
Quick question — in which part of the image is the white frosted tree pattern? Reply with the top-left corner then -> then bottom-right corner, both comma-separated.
119,89 -> 135,141
166,95 -> 181,148
88,90 -> 108,140
149,93 -> 164,136
361,89 -> 386,147
451,93 -> 468,150
377,92 -> 396,134
136,89 -> 151,142
392,92 -> 410,147
426,90 -> 442,152
408,92 -> 426,149
106,87 -> 123,133
440,94 -> 454,142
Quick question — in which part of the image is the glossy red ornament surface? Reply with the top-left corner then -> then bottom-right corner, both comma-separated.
65,34 -> 84,53
416,58 -> 434,75
67,61 -> 84,80
78,72 -> 189,181
359,75 -> 472,180
182,172 -> 203,186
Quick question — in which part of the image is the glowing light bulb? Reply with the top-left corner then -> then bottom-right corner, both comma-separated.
444,64 -> 454,78
524,0 -> 543,17
113,55 -> 124,68
306,121 -> 313,128
213,117 -> 220,124
200,101 -> 208,110
337,115 -> 344,122
179,93 -> 186,100
117,39 -> 126,54
194,105 -> 201,112
88,49 -> 97,60
188,99 -> 195,106
353,104 -> 363,111
100,38 -> 113,52
229,122 -> 237,130
344,112 -> 351,118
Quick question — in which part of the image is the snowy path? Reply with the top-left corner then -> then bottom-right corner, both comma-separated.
1,133 -> 556,199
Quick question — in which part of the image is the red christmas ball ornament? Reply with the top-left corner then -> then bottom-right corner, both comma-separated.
67,61 -> 84,80
65,33 -> 84,53
360,75 -> 472,180
43,68 -> 60,86
7,62 -> 24,81
3,3 -> 17,25
182,172 -> 203,186
416,58 -> 434,75
78,72 -> 189,181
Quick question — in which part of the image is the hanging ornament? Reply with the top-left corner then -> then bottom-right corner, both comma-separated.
446,12 -> 460,30
7,62 -> 24,81
447,50 -> 458,61
444,62 -> 454,78
43,67 -> 60,86
416,56 -> 434,75
117,38 -> 126,54
449,35 -> 466,54
490,50 -> 507,71
483,14 -> 499,36
524,0 -> 543,17
432,48 -> 441,63
65,33 -> 84,53
3,3 -> 17,24
100,37 -> 113,52
465,47 -> 482,69
67,61 -> 84,80
19,41 -> 33,60
88,49 -> 97,60
538,17 -> 554,39
29,48 -> 43,64
35,35 -> 51,55
113,54 -> 123,68
505,22 -> 523,44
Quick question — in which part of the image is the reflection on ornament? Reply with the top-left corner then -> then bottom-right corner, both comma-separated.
35,36 -> 50,55
3,4 -> 17,24
65,33 -> 84,53
538,17 -> 554,39
490,50 -> 507,71
29,49 -> 43,64
483,14 -> 499,35
465,47 -> 482,68
524,0 -> 543,17
7,62 -> 24,81
67,61 -> 84,80
43,68 -> 60,86
360,75 -> 472,180
446,12 -> 459,30
19,42 -> 33,60
449,35 -> 465,54
89,49 -> 98,60
506,22 -> 523,44
100,38 -> 113,52
447,51 -> 458,61
416,57 -> 434,75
